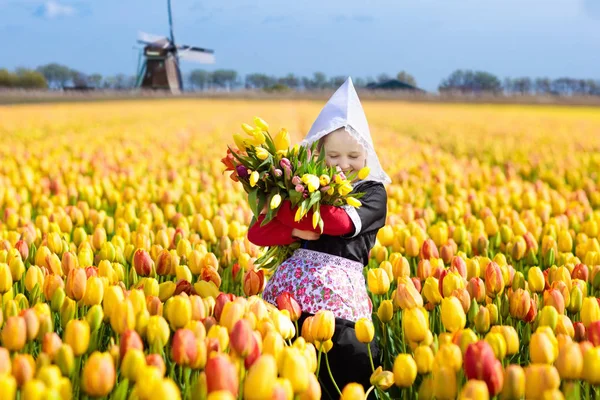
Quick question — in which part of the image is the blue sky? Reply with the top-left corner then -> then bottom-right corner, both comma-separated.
1,0 -> 599,91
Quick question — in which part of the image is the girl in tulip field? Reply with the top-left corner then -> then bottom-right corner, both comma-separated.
248,77 -> 391,399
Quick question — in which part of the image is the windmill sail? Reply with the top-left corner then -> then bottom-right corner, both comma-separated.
177,46 -> 216,64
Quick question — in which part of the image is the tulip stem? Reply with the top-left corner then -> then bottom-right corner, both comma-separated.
324,352 -> 341,396
365,385 -> 375,400
367,343 -> 375,372
316,346 -> 323,377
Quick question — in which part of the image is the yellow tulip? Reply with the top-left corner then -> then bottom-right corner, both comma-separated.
244,355 -> 277,400
358,166 -> 370,180
255,147 -> 269,160
281,348 -> 309,394
311,310 -> 335,342
355,318 -> 374,343
581,297 -> 600,327
340,383 -> 365,400
367,268 -> 390,295
253,116 -> 269,131
414,345 -> 434,374
402,307 -> 429,343
82,352 -> 115,397
270,194 -> 282,210
273,129 -> 291,152
346,197 -> 362,208
377,300 -> 394,323
441,297 -> 466,333
583,346 -> 600,384
249,171 -> 259,187
392,354 -> 417,387
63,319 -> 90,356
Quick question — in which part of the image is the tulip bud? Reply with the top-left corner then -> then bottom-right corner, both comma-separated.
2,316 -> 26,351
475,306 -> 491,334
355,318 -> 374,343
528,267 -> 545,293
377,300 -> 394,323
82,352 -> 116,397
524,364 -> 560,399
243,269 -> 264,296
367,268 -> 390,295
556,342 -> 583,380
340,382 -> 365,400
56,344 -> 75,376
441,297 -> 466,333
432,365 -> 457,400
402,307 -> 429,343
414,345 -> 434,374
581,297 -> 600,328
392,354 -> 417,388
205,354 -> 238,396
502,364 -> 525,400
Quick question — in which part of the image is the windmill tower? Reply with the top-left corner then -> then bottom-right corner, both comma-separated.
135,0 -> 215,94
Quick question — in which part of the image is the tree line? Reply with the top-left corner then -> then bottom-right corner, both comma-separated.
1,63 -> 599,96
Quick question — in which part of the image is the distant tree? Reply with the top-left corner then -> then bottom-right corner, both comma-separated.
503,77 -> 514,94
534,77 -> 551,95
278,73 -> 300,89
512,77 -> 532,95
36,63 -> 72,88
329,76 -> 347,88
211,69 -> 238,90
87,74 -> 103,88
312,72 -> 327,89
189,69 -> 210,90
353,77 -> 366,88
376,73 -> 391,83
245,73 -> 276,89
396,71 -> 417,87
439,69 -> 501,93
0,68 -> 17,87
71,71 -> 88,87
14,68 -> 47,89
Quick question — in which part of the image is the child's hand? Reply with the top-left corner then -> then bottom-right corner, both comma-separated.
292,228 -> 321,241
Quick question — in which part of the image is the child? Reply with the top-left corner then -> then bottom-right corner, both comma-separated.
248,77 -> 390,399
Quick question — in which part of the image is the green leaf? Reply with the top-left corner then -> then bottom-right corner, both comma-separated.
248,189 -> 259,217
112,378 -> 130,400
307,191 -> 321,210
228,146 -> 258,169
289,189 -> 303,206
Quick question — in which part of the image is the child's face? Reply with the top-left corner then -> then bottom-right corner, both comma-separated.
322,128 -> 367,177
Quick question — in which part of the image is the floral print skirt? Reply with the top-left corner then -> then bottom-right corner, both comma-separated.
262,249 -> 372,322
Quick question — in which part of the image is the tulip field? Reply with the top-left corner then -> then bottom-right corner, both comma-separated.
2,99 -> 600,399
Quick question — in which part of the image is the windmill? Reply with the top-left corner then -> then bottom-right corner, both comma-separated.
135,0 -> 215,94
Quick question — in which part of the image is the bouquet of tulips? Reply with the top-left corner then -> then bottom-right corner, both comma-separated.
222,117 -> 368,271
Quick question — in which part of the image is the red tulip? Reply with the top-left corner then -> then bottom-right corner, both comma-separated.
464,340 -> 504,396
243,270 -> 264,296
276,292 -> 302,322
133,249 -> 154,276
205,354 -> 239,396
464,340 -> 496,381
214,293 -> 234,321
230,319 -> 254,357
120,330 -> 143,360
587,321 -> 600,346
572,263 -> 589,281
450,256 -> 467,279
171,329 -> 199,367
420,239 -> 439,260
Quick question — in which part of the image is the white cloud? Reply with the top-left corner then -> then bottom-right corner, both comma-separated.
35,0 -> 76,18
